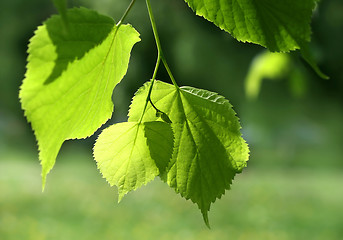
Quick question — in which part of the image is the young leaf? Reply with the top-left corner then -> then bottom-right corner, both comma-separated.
183,0 -> 316,52
129,81 -> 249,226
19,7 -> 140,188
93,121 -> 174,201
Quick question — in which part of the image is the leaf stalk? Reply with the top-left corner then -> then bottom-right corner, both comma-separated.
138,0 -> 179,123
146,0 -> 179,88
117,0 -> 136,26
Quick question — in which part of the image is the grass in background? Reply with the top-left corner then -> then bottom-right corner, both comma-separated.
1,148 -> 342,240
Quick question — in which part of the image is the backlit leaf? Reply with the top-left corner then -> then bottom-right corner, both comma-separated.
19,7 -> 140,187
184,0 -> 316,52
129,81 -> 249,226
93,121 -> 174,201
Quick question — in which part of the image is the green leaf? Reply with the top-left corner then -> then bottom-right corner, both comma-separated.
93,121 -> 174,201
129,81 -> 249,226
19,7 -> 140,188
184,0 -> 316,52
245,51 -> 291,99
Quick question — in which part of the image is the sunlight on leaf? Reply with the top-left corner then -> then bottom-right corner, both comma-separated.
129,81 -> 249,226
93,121 -> 174,201
19,7 -> 140,188
184,0 -> 316,52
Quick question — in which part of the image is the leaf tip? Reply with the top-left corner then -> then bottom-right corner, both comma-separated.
201,210 -> 211,229
117,190 -> 127,203
41,174 -> 47,192
299,42 -> 330,80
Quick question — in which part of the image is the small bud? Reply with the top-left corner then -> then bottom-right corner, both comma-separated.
155,111 -> 162,118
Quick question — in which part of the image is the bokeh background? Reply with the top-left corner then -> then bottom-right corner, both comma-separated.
1,0 -> 342,239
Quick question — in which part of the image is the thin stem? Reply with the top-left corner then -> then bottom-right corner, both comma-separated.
138,54 -> 161,123
138,0 -> 179,123
146,0 -> 162,56
146,0 -> 179,88
149,98 -> 159,112
117,0 -> 136,26
137,0 -> 162,123
162,57 -> 179,88
53,0 -> 69,33
146,53 -> 161,101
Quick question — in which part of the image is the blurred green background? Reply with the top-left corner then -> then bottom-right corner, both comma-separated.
1,0 -> 342,239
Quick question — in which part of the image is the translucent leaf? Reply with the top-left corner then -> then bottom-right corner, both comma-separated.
184,0 -> 316,52
19,7 -> 140,187
129,81 -> 249,226
93,121 -> 174,201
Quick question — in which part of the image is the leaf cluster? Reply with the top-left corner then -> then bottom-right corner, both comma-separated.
19,0 -> 323,226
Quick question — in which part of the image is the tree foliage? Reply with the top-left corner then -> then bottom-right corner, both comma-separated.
20,0 -> 323,226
